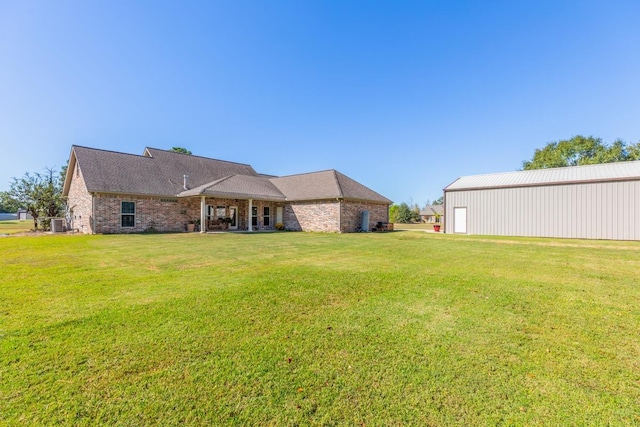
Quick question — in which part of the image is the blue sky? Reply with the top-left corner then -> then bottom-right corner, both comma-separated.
1,1 -> 639,205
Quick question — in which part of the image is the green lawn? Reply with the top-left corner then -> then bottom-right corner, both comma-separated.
0,219 -> 34,235
393,222 -> 438,231
1,232 -> 639,425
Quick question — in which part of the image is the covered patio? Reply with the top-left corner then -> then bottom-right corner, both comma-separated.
177,174 -> 287,233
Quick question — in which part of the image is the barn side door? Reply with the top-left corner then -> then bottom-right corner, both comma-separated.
454,207 -> 467,233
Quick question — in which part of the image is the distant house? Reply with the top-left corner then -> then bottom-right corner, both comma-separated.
62,146 -> 392,234
443,161 -> 640,240
419,205 -> 444,223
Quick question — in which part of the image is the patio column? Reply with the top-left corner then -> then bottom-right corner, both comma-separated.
248,198 -> 253,232
200,196 -> 206,233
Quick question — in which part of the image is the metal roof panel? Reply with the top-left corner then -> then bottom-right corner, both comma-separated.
445,161 -> 640,191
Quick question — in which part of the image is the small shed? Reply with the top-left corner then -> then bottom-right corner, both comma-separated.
443,161 -> 640,240
17,209 -> 32,221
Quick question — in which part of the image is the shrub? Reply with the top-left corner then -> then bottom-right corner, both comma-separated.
275,222 -> 285,231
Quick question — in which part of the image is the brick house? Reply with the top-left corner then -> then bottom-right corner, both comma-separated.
62,146 -> 392,234
419,205 -> 444,223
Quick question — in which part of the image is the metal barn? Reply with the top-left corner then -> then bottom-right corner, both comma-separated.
443,161 -> 640,240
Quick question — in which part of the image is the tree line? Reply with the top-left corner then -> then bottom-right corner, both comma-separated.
389,197 -> 442,224
522,135 -> 640,169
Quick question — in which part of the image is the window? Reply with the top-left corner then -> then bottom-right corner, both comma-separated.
252,206 -> 258,227
121,201 -> 135,227
263,206 -> 270,226
216,206 -> 226,219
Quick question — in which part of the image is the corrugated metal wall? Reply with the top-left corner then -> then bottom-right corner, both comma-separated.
444,180 -> 640,240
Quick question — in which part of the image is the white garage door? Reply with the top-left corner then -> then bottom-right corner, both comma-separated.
454,207 -> 467,233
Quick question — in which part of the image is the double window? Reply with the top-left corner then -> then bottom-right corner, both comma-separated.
121,201 -> 135,227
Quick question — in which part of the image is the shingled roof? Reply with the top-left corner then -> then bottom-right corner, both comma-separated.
63,146 -> 391,204
420,205 -> 444,216
64,146 -> 258,197
179,174 -> 286,201
271,170 -> 391,203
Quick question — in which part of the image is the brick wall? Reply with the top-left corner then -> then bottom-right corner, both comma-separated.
66,164 -> 94,233
283,200 -> 389,233
340,201 -> 389,233
93,195 -> 186,233
284,200 -> 340,232
89,196 -> 286,234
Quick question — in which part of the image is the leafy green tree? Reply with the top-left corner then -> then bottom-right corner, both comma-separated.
170,147 -> 192,155
522,135 -> 640,170
391,202 -> 420,223
389,204 -> 399,223
411,204 -> 420,222
395,203 -> 412,223
60,161 -> 68,183
432,196 -> 443,205
0,191 -> 20,213
5,168 -> 65,230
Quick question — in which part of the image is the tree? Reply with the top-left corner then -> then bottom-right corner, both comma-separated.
390,202 -> 420,223
5,168 -> 65,230
389,204 -> 399,223
0,191 -> 20,213
170,147 -> 192,155
522,135 -> 640,170
60,161 -> 68,183
432,196 -> 443,205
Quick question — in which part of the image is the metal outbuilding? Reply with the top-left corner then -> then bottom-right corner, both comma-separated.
443,161 -> 640,240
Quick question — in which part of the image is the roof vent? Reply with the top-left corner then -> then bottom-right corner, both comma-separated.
183,174 -> 189,190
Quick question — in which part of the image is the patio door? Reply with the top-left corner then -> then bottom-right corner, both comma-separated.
229,206 -> 238,230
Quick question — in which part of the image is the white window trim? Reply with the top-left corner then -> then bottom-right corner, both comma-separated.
121,201 -> 136,228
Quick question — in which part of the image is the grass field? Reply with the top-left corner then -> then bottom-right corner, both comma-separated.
393,222 -> 437,231
0,219 -> 34,235
1,231 -> 639,425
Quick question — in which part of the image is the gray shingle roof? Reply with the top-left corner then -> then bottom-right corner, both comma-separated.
420,205 -> 444,216
445,160 -> 640,191
64,146 -> 391,204
271,170 -> 392,203
179,174 -> 286,201
66,146 -> 258,196
144,148 -> 258,190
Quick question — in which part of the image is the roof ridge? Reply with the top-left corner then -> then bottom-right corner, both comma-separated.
332,170 -> 345,198
201,174 -> 237,190
469,159 -> 640,179
177,174 -> 236,196
272,169 -> 336,179
144,147 -> 254,168
73,145 -> 153,159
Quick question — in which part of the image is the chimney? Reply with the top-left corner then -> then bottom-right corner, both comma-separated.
183,174 -> 189,190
